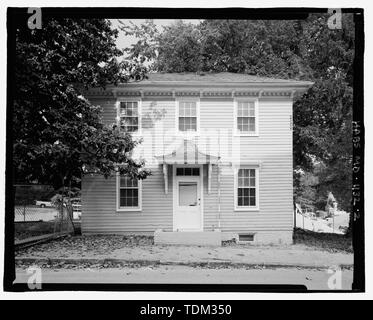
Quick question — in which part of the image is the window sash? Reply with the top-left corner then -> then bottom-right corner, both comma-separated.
178,101 -> 197,132
237,187 -> 256,206
237,168 -> 257,208
237,117 -> 255,132
236,101 -> 257,134
120,102 -> 139,132
119,176 -> 140,208
120,188 -> 139,207
179,117 -> 197,131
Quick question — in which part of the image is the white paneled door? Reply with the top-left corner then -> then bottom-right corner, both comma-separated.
173,166 -> 203,231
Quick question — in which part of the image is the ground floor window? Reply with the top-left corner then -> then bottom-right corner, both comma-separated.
234,167 -> 259,210
117,175 -> 142,211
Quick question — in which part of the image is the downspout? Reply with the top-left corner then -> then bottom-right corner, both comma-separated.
217,133 -> 221,229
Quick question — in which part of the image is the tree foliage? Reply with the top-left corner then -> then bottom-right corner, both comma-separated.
123,16 -> 354,211
14,18 -> 150,190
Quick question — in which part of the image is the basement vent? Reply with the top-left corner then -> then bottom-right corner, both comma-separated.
238,234 -> 255,242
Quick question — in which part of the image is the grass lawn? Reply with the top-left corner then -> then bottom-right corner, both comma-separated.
293,228 -> 353,253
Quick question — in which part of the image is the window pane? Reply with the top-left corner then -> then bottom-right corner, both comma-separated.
249,103 -> 255,116
120,188 -> 139,207
190,118 -> 197,130
238,177 -> 243,187
179,182 -> 198,206
179,118 -> 186,131
250,177 -> 255,186
249,188 -> 255,197
177,167 -> 200,176
237,169 -> 256,207
126,196 -> 133,207
179,104 -> 185,117
190,103 -> 196,116
192,168 -> 200,176
239,102 -> 249,117
238,169 -> 252,178
237,117 -> 249,132
119,175 -> 139,208
249,196 -> 256,206
120,177 -> 128,187
238,169 -> 244,178
248,117 -> 255,132
120,102 -> 139,132
238,197 -> 243,206
120,177 -> 138,187
238,188 -> 243,197
179,117 -> 197,132
121,102 -> 138,115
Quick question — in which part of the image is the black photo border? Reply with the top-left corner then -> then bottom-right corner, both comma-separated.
4,6 -> 365,293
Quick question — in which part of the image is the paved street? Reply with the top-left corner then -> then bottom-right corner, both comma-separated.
15,265 -> 353,290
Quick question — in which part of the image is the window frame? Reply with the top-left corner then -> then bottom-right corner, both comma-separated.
175,98 -> 200,136
233,98 -> 259,136
233,166 -> 259,211
116,173 -> 143,212
116,98 -> 142,136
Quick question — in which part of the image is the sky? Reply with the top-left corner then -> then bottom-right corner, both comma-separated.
110,19 -> 201,53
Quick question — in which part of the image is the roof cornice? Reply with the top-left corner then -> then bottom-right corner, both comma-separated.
110,80 -> 313,89
85,81 -> 313,99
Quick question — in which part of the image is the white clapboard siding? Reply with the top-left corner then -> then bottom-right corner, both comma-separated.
82,96 -> 293,234
82,165 -> 174,234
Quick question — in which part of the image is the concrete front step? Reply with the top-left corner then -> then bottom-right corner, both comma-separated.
154,230 -> 222,246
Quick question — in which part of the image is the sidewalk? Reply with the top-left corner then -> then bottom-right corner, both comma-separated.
15,235 -> 353,269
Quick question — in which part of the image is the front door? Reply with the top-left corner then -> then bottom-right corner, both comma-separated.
174,166 -> 202,231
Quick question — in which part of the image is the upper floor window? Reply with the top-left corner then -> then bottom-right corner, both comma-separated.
234,100 -> 258,136
234,167 -> 259,211
117,175 -> 142,211
177,101 -> 199,134
120,101 -> 140,133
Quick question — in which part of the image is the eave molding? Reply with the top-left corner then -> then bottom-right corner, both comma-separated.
261,91 -> 292,97
175,91 -> 200,97
116,91 -> 141,97
144,91 -> 173,97
85,89 -> 296,98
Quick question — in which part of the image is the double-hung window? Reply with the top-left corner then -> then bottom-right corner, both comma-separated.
117,175 -> 142,211
234,100 -> 258,135
119,101 -> 140,133
177,101 -> 199,134
235,167 -> 259,210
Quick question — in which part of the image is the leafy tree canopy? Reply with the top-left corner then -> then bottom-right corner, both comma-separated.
14,18 -> 150,190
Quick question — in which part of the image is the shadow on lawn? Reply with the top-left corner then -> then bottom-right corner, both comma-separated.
15,221 -> 81,241
293,228 -> 353,253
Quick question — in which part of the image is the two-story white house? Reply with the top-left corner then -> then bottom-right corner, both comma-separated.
82,73 -> 312,245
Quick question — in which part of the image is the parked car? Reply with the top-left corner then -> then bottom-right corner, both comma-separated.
35,200 -> 52,208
